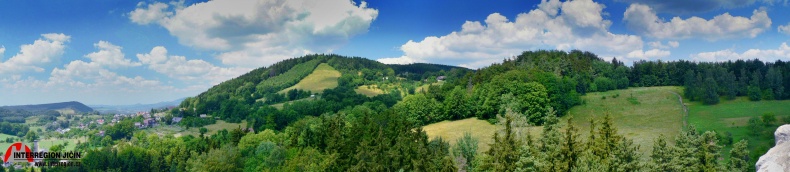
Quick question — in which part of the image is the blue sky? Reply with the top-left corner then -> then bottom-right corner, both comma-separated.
1,0 -> 789,105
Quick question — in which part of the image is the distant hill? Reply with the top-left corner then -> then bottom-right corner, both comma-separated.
90,98 -> 185,114
178,54 -> 472,122
1,101 -> 94,114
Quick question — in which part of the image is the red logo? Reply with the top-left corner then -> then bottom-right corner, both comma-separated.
3,142 -> 34,163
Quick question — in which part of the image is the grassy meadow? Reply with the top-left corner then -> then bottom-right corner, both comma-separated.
354,85 -> 386,97
149,120 -> 248,137
423,118 -> 541,153
565,86 -> 685,156
279,63 -> 340,94
687,97 -> 790,158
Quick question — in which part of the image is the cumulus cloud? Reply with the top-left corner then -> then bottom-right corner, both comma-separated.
648,41 -> 679,49
137,46 -> 248,84
129,0 -> 378,67
84,41 -> 141,68
615,0 -> 782,14
379,0 -> 647,68
691,42 -> 790,62
627,49 -> 671,59
46,41 -> 157,88
0,33 -> 70,74
779,23 -> 790,35
128,2 -> 172,25
0,46 -> 5,59
624,4 -> 771,40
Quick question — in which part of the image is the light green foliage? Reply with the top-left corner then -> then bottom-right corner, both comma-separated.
237,129 -> 281,154
187,145 -> 243,172
728,140 -> 750,172
452,132 -> 478,171
25,130 -> 37,142
393,94 -> 442,125
650,135 -> 673,171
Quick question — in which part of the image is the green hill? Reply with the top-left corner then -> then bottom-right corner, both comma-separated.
2,101 -> 94,113
177,54 -> 472,126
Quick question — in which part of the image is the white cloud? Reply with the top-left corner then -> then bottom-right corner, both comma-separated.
0,46 -> 4,59
616,0 -> 782,14
779,23 -> 790,35
137,46 -> 248,84
128,2 -> 172,25
624,4 -> 771,40
129,0 -> 379,68
84,41 -> 141,68
691,42 -> 790,62
0,41 -> 184,105
377,56 -> 423,65
627,49 -> 671,59
0,33 -> 70,74
648,41 -> 680,49
382,0 -> 648,68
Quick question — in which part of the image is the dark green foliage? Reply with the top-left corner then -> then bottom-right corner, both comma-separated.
0,121 -> 30,137
702,77 -> 720,105
748,85 -> 762,101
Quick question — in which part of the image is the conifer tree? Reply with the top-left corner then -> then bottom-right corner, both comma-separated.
728,140 -> 750,172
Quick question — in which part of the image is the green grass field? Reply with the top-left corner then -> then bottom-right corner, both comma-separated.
173,120 -> 247,137
279,63 -> 340,94
687,97 -> 790,159
565,86 -> 685,156
0,133 -> 19,152
355,85 -> 385,97
423,118 -> 499,153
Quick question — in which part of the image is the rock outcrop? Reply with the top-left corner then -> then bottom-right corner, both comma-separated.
756,124 -> 790,172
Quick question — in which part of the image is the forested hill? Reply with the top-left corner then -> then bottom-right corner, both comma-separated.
176,50 -> 790,131
1,101 -> 94,113
177,54 -> 472,126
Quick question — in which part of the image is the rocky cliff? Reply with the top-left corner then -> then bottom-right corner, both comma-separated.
756,124 -> 790,172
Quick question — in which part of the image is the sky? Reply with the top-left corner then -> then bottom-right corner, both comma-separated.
1,0 -> 789,105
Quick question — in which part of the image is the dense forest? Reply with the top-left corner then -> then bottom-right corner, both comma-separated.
35,50 -> 790,171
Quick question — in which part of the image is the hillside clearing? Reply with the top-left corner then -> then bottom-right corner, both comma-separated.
565,86 -> 685,156
355,85 -> 385,97
423,118 -> 541,153
279,63 -> 340,94
687,97 -> 790,159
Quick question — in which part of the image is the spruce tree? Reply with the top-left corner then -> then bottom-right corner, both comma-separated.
728,140 -> 750,172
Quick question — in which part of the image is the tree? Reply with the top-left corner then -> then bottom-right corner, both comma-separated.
25,130 -> 38,142
729,140 -> 750,172
702,77 -> 720,105
199,127 -> 208,137
748,116 -> 763,135
650,135 -> 674,171
392,94 -> 442,125
748,85 -> 762,101
698,131 -> 723,171
443,86 -> 471,120
478,110 -> 522,172
187,145 -> 243,172
452,133 -> 478,171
